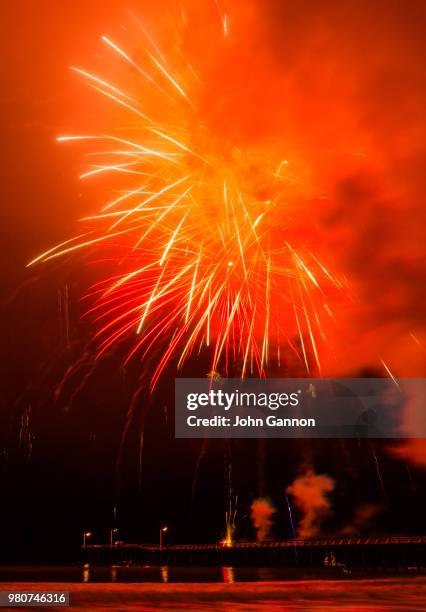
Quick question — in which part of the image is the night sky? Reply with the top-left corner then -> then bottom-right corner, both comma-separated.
2,0 -> 425,563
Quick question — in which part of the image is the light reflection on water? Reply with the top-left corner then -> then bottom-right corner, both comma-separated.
161,565 -> 169,583
82,564 -> 349,583
76,564 -> 296,583
0,564 -> 422,583
83,564 -> 90,583
221,566 -> 235,583
0,575 -> 425,611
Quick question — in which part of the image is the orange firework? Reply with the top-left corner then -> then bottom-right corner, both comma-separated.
29,8 -> 342,389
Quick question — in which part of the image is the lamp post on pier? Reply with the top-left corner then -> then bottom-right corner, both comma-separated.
159,526 -> 168,550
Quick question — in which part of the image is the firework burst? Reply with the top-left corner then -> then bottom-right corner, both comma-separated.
29,8 -> 342,389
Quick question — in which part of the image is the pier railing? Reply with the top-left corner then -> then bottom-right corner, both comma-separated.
84,536 -> 426,570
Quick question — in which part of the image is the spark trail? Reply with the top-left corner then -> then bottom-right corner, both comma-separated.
30,9 -> 341,388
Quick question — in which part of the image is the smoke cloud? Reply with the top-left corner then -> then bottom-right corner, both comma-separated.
388,391 -> 426,469
188,0 -> 425,389
261,1 -> 426,465
87,0 -> 425,384
286,468 -> 334,538
341,504 -> 382,536
250,497 -> 275,541
390,440 -> 426,468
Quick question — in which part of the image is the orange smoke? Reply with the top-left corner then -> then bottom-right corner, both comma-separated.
341,504 -> 382,537
250,497 -> 275,542
390,440 -> 426,468
286,468 -> 334,538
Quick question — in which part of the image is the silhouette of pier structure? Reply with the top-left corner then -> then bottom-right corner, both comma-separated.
84,536 -> 426,571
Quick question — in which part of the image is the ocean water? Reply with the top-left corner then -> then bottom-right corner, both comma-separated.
0,578 -> 425,611
0,569 -> 425,611
0,565 -> 355,583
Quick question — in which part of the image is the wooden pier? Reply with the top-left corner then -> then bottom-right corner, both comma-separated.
84,536 -> 426,570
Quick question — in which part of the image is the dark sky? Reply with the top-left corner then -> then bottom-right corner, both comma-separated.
1,0 -> 425,562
